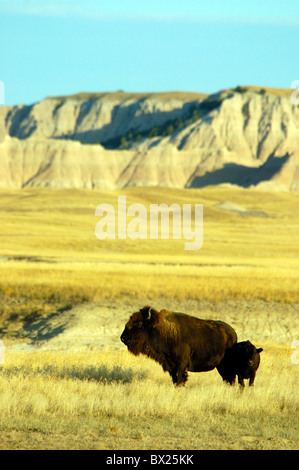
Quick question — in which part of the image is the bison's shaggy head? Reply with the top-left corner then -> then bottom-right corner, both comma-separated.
120,306 -> 161,356
235,340 -> 263,372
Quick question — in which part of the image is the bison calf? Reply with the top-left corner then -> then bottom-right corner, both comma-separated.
120,306 -> 237,386
218,340 -> 263,388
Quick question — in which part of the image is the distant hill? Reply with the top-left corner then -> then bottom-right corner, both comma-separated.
0,86 -> 298,191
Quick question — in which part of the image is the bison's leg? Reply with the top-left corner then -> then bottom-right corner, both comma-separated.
175,351 -> 190,386
160,354 -> 179,384
216,363 -> 236,386
177,368 -> 188,386
170,366 -> 188,387
169,368 -> 179,384
166,365 -> 186,386
216,349 -> 236,386
162,346 -> 190,386
159,356 -> 183,386
223,375 -> 236,386
168,361 -> 189,386
238,376 -> 245,388
249,373 -> 256,386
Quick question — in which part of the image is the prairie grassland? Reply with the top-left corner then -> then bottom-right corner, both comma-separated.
0,346 -> 297,450
0,186 -> 298,449
0,187 -> 298,309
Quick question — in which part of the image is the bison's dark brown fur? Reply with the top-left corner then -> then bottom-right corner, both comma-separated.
120,306 -> 238,386
217,340 -> 263,388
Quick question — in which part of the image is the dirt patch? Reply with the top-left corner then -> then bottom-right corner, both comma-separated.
215,201 -> 269,217
7,298 -> 298,353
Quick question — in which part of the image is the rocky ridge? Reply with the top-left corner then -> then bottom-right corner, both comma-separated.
0,87 -> 298,191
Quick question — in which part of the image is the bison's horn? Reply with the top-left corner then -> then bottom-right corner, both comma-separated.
147,307 -> 152,319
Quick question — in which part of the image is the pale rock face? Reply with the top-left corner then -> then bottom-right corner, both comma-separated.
0,88 -> 298,191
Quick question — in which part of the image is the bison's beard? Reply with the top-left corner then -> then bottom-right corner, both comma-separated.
125,332 -> 148,356
124,332 -> 176,380
127,341 -> 144,356
123,327 -> 168,371
125,333 -> 160,362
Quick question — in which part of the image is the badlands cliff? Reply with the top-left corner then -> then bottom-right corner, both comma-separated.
0,87 -> 298,191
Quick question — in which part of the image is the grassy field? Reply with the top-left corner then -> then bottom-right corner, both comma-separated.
0,186 -> 298,449
0,346 -> 297,450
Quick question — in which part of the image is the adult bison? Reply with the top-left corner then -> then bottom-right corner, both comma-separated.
120,306 -> 237,386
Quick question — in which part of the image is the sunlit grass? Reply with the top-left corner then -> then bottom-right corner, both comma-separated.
0,347 -> 297,449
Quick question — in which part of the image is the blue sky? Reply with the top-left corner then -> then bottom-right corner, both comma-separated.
1,0 -> 299,105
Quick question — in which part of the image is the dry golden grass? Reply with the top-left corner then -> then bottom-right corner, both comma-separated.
0,186 -> 298,449
0,187 -> 298,310
243,85 -> 295,98
0,346 -> 297,450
